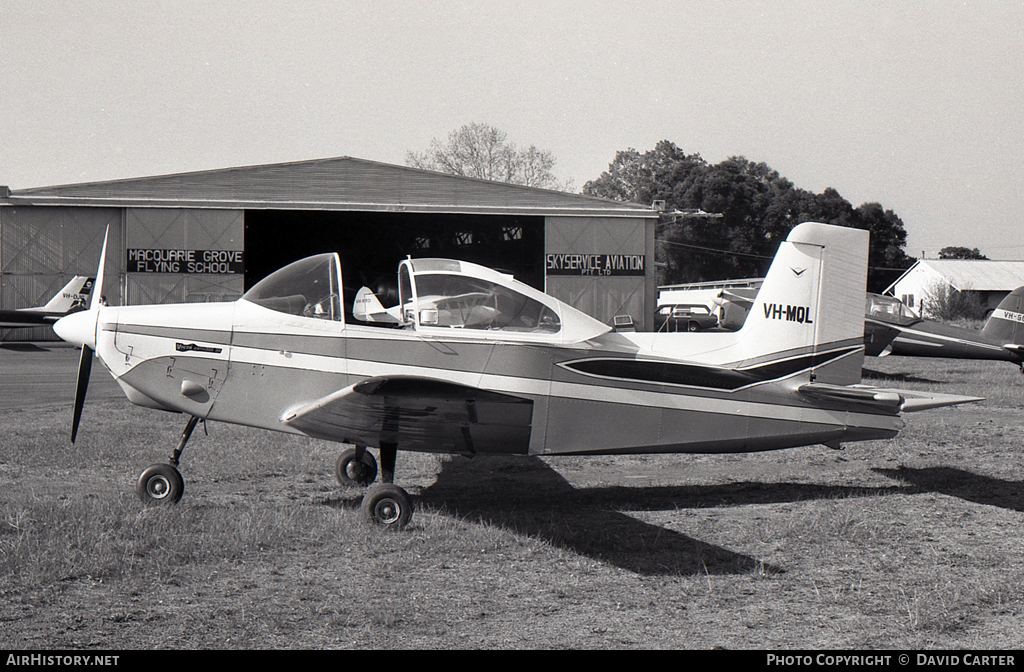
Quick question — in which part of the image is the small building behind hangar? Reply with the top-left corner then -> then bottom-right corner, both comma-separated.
885,258 -> 1024,318
0,157 -> 658,340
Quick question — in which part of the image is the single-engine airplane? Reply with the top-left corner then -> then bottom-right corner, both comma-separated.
0,276 -> 93,328
54,223 -> 981,529
863,290 -> 1024,367
715,285 -> 1024,369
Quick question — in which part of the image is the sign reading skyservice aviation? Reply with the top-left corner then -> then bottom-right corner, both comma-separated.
127,249 -> 245,274
545,253 -> 645,276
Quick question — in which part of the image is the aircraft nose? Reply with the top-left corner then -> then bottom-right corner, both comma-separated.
54,309 -> 97,350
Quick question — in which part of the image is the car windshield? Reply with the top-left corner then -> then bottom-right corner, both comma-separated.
243,253 -> 342,321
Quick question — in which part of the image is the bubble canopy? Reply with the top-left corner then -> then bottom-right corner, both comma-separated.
243,253 -> 342,321
241,252 -> 611,343
398,258 -> 611,343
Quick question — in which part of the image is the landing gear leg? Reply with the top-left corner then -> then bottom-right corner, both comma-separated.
136,415 -> 199,505
361,441 -> 412,529
169,415 -> 200,467
379,441 -> 397,484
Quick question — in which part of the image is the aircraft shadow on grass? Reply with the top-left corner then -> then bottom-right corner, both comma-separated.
861,367 -> 944,385
873,466 -> 1024,513
361,455 -> 905,577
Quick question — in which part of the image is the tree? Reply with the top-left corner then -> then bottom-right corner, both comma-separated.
939,246 -> 988,260
584,141 -> 915,291
921,280 -> 986,321
406,123 -> 564,189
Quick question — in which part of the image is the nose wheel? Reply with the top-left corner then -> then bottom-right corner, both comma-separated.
137,463 -> 185,504
136,415 -> 199,505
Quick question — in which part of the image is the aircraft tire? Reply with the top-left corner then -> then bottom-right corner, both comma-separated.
336,446 -> 378,487
361,483 -> 413,530
136,463 -> 184,505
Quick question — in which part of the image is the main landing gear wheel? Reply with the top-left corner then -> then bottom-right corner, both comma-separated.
136,463 -> 184,505
361,483 -> 413,530
335,446 -> 378,487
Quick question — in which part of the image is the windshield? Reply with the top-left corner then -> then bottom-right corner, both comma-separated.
243,253 -> 342,321
410,273 -> 560,333
866,294 -> 917,326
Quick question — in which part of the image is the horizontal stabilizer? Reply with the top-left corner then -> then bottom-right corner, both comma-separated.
799,383 -> 982,413
896,389 -> 985,412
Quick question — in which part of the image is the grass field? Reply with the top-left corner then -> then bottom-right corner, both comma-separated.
1,344 -> 1023,649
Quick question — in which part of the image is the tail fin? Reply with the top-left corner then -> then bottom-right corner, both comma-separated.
37,276 -> 94,313
981,286 -> 1024,357
737,222 -> 869,385
353,286 -> 401,324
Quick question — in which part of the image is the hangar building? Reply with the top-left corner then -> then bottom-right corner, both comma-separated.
0,157 -> 659,340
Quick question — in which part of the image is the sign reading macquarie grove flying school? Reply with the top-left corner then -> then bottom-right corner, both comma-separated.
127,249 -> 245,274
545,253 -> 645,276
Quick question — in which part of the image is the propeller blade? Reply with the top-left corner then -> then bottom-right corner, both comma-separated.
89,226 -> 109,311
67,225 -> 110,443
71,345 -> 93,444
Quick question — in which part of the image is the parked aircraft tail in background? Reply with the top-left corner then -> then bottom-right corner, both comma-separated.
980,287 -> 1024,360
0,276 -> 94,329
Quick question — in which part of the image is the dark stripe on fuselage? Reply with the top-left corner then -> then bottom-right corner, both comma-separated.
106,323 -> 233,345
562,346 -> 861,391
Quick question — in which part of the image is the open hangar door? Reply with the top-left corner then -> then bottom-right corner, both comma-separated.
244,210 -> 545,319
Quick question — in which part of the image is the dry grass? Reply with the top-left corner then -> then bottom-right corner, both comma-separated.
2,350 -> 1024,649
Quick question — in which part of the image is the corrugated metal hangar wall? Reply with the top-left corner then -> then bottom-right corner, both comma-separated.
0,206 -> 123,341
545,216 -> 652,328
1,206 -> 654,340
124,208 -> 244,306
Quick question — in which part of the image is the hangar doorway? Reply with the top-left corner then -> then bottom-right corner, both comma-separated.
244,210 -> 544,319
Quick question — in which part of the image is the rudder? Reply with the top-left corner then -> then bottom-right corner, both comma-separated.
39,276 -> 94,313
737,222 -> 869,385
981,286 -> 1024,350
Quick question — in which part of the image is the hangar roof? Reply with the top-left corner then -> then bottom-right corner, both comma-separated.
0,156 -> 657,218
886,259 -> 1024,293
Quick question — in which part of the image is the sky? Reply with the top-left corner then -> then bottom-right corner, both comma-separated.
2,0 -> 1022,260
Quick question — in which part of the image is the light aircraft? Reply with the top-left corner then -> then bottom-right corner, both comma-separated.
863,290 -> 1024,368
714,286 -> 1024,369
0,276 -> 93,328
54,223 -> 980,529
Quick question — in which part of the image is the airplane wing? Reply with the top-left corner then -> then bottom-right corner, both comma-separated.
1003,343 -> 1024,356
798,383 -> 982,413
282,376 -> 533,455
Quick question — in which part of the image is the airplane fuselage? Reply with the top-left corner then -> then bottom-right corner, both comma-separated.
97,299 -> 903,459
866,317 -> 1023,362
